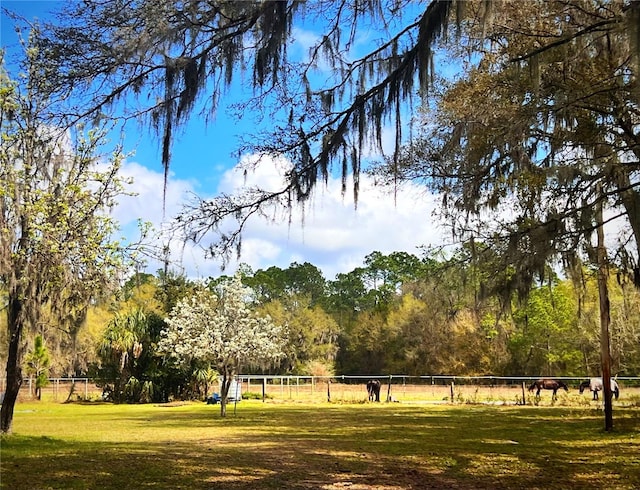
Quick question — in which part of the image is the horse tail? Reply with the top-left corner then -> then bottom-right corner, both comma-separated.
527,381 -> 536,392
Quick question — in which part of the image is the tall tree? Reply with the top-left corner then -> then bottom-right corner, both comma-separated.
159,275 -> 286,417
0,46 -> 127,433
371,0 -> 639,429
374,1 -> 639,289
259,297 -> 339,375
245,262 -> 327,306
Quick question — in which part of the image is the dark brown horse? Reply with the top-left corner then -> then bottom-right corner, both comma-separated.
366,379 -> 381,402
528,378 -> 569,398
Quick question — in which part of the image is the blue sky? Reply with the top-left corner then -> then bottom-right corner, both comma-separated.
1,1 -> 449,280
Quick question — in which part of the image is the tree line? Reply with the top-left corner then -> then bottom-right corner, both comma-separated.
4,249 -> 638,405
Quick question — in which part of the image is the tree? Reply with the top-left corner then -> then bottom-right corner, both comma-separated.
259,297 -> 339,375
244,262 -> 327,306
24,335 -> 50,400
370,1 -> 639,430
509,281 -> 581,376
97,309 -> 149,403
159,275 -> 286,417
0,45 -> 127,433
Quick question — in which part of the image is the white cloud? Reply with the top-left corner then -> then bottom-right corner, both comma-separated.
112,161 -> 194,229
115,149 -> 636,282
115,154 -> 446,280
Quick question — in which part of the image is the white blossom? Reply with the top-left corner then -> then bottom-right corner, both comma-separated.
159,274 -> 286,377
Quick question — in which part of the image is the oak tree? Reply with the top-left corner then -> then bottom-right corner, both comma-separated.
371,0 -> 639,429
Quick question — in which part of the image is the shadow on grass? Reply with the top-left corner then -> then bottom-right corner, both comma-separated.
2,404 -> 639,489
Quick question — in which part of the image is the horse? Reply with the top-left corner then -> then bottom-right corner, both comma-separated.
366,379 -> 381,402
579,378 -> 619,401
527,378 -> 569,398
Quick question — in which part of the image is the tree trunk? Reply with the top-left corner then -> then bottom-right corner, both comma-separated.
596,185 -> 613,431
220,373 -> 231,418
1,297 -> 25,434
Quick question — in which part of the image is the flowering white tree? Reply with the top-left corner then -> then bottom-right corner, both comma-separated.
159,274 -> 286,416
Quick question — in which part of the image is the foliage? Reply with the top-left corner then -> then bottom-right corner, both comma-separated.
372,0 -> 640,293
93,306 -> 178,404
509,280 -> 582,376
23,335 -> 50,400
31,1 -> 639,268
258,297 -> 339,375
159,274 -> 286,416
21,1 -> 450,263
0,43 -> 128,433
244,262 -> 327,307
5,246 -> 640,397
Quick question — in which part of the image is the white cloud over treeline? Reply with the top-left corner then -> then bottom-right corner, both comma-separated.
112,155 -> 447,280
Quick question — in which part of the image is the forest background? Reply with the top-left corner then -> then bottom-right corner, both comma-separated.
2,248 -> 639,404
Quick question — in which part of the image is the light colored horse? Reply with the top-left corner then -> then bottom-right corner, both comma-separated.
579,378 -> 619,400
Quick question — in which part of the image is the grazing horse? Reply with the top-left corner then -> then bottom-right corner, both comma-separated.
528,379 -> 569,398
366,379 -> 381,402
579,378 -> 619,401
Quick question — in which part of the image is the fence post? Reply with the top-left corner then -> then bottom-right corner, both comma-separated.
386,375 -> 392,402
262,378 -> 266,402
521,382 -> 526,405
450,381 -> 455,404
327,379 -> 331,402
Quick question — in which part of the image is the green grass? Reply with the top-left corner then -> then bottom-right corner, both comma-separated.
1,400 -> 639,489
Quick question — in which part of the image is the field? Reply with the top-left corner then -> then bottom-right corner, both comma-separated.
1,391 -> 639,489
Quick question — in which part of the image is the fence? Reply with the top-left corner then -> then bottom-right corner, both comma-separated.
0,377 -> 103,402
2,375 -> 639,404
236,375 -> 640,404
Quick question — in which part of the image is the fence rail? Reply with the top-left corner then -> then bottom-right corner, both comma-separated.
2,375 -> 639,404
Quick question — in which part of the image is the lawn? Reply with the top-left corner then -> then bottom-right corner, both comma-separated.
1,399 -> 639,489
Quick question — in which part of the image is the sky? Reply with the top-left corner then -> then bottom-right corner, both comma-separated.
1,1 -> 450,281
